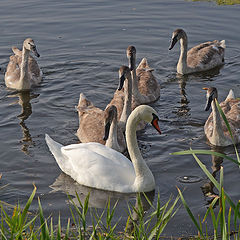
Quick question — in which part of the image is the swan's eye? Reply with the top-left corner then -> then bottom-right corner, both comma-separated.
152,113 -> 159,121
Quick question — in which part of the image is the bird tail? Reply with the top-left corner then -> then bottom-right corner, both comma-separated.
45,134 -> 65,166
220,40 -> 226,49
225,89 -> 235,101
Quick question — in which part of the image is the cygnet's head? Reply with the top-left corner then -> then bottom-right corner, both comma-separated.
103,105 -> 118,141
126,45 -> 136,71
203,87 -> 218,111
169,28 -> 187,50
23,38 -> 40,57
118,65 -> 131,90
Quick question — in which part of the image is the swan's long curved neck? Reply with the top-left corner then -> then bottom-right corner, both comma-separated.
177,37 -> 188,74
126,112 -> 152,180
211,99 -> 226,145
105,117 -> 120,151
19,46 -> 30,89
119,74 -> 132,130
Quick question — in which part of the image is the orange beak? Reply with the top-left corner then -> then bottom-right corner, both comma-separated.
152,118 -> 161,134
202,87 -> 209,91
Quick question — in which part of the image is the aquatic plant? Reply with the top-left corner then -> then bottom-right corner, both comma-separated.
172,99 -> 240,239
190,0 -> 240,5
0,188 -> 179,239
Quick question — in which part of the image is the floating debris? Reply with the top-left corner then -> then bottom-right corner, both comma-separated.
177,175 -> 202,183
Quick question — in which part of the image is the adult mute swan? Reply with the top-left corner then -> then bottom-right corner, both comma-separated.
76,94 -> 126,153
127,46 -> 160,104
5,38 -> 42,90
203,87 -> 240,146
169,29 -> 225,75
45,105 -> 161,193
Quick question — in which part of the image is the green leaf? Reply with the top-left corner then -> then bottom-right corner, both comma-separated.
171,149 -> 239,166
177,187 -> 204,237
20,185 -> 36,227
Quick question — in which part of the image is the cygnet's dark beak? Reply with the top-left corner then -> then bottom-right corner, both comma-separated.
205,94 -> 213,111
118,74 -> 125,91
169,36 -> 178,50
32,46 -> 40,57
128,54 -> 135,71
103,122 -> 111,141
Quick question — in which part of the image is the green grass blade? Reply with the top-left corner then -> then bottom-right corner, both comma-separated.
57,213 -> 61,240
215,99 -> 233,140
228,207 -> 232,239
177,187 -> 204,237
234,201 -> 240,229
0,229 -> 8,240
171,149 -> 239,166
38,197 -> 47,240
50,218 -> 54,240
190,152 -> 240,218
20,185 -> 36,227
220,166 -> 224,197
215,99 -> 240,165
64,218 -> 70,240
191,152 -> 220,190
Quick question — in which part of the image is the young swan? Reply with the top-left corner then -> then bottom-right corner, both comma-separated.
203,87 -> 240,146
169,29 -> 225,75
76,94 -> 126,153
45,105 -> 161,193
5,38 -> 42,90
107,65 -> 134,131
127,46 -> 160,104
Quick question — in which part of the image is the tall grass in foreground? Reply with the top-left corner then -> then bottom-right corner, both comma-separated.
191,0 -> 240,6
0,188 -> 179,239
172,99 -> 240,239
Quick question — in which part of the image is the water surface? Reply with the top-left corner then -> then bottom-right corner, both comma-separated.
0,0 -> 240,237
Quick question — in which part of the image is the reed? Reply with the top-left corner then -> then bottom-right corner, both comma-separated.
172,99 -> 240,239
0,188 -> 179,239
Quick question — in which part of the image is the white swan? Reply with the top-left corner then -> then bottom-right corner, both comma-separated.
5,38 -> 42,90
203,87 -> 240,146
127,46 -> 160,104
76,94 -> 126,153
45,105 -> 161,193
169,29 -> 225,75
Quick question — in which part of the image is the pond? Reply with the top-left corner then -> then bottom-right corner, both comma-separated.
0,0 -> 240,237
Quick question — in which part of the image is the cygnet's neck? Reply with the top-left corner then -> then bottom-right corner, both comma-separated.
119,74 -> 132,131
19,46 -> 30,89
211,99 -> 226,146
105,116 -> 120,151
177,37 -> 188,75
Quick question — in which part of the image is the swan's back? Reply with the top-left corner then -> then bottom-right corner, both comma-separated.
136,58 -> 160,102
187,40 -> 225,69
204,90 -> 240,145
45,134 -> 136,192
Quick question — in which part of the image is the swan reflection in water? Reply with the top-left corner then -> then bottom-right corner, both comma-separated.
8,91 -> 39,154
176,74 -> 190,117
50,172 -> 155,230
174,66 -> 222,118
201,146 -> 224,205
